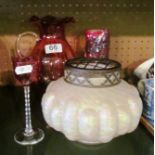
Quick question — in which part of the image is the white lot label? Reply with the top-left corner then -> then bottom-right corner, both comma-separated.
15,65 -> 33,75
45,44 -> 62,54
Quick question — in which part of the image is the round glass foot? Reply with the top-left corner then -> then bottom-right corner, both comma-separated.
14,128 -> 45,145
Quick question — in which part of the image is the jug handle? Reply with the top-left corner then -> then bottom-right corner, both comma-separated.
16,31 -> 38,58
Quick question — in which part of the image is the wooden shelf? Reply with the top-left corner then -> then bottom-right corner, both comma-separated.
140,116 -> 154,136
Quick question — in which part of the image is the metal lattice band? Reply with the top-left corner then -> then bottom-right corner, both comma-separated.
64,57 -> 121,88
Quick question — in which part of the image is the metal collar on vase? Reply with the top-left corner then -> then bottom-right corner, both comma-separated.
64,57 -> 121,88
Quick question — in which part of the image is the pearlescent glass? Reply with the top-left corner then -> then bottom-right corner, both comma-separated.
41,78 -> 142,144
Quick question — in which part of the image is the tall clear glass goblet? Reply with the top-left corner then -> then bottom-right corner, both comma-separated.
12,32 -> 44,145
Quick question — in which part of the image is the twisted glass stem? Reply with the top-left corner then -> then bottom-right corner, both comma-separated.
24,86 -> 34,136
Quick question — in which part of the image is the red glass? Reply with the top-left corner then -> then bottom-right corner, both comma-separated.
85,29 -> 110,58
12,56 -> 40,85
30,16 -> 75,82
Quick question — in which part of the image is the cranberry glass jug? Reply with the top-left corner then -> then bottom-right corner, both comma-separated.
30,15 -> 75,82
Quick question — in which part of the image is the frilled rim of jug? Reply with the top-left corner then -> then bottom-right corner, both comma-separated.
30,15 -> 75,26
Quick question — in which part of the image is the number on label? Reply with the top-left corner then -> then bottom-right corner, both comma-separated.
45,44 -> 62,54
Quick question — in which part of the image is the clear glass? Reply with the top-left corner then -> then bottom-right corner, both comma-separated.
14,85 -> 44,145
13,32 -> 44,145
